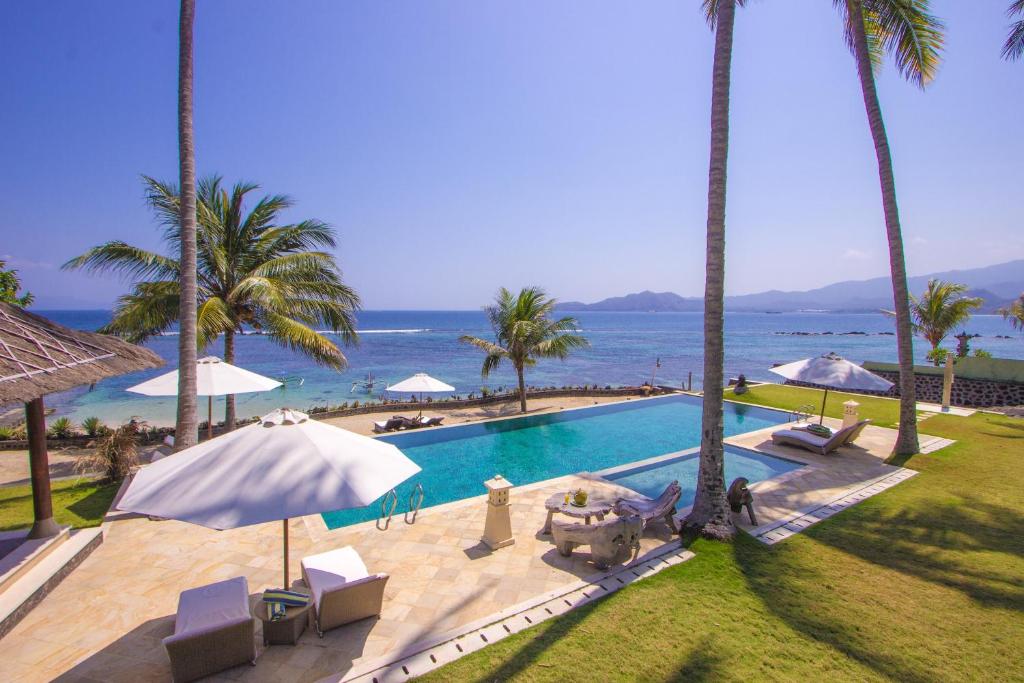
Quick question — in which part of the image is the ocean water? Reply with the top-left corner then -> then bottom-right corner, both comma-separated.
322,394 -> 788,529
28,309 -> 1024,427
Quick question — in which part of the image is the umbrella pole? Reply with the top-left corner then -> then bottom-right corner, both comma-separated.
283,518 -> 289,588
819,388 -> 829,425
207,396 -> 213,441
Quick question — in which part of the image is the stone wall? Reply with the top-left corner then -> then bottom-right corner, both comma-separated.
786,372 -> 1024,408
864,369 -> 1024,408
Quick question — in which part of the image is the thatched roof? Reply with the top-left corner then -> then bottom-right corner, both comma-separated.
0,303 -> 164,405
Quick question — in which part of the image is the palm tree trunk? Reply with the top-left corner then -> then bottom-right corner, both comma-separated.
173,0 -> 199,452
517,365 -> 527,413
848,0 -> 919,456
223,329 -> 236,431
687,0 -> 737,540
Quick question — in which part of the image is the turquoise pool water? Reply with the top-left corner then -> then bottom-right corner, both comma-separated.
604,446 -> 802,507
321,394 -> 789,529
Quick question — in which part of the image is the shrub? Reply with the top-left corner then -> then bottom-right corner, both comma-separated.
81,416 -> 106,437
47,416 -> 77,439
973,348 -> 993,358
352,400 -> 360,409
77,419 -> 143,482
481,386 -> 490,397
0,426 -> 15,440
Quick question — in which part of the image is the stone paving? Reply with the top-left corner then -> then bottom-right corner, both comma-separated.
0,409 -> 934,682
0,473 -> 675,682
725,417 -> 929,535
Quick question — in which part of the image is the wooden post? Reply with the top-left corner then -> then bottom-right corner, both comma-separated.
283,518 -> 290,588
207,395 -> 213,441
26,398 -> 60,539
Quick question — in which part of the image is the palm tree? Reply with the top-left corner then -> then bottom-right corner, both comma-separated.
175,0 -> 199,450
686,0 -> 744,540
998,294 -> 1024,332
0,260 -> 33,306
459,287 -> 588,413
1004,1 -> 1024,60
905,280 -> 983,365
64,176 -> 360,431
834,0 -> 944,456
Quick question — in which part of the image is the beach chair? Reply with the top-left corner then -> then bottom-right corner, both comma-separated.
301,546 -> 389,636
770,419 -> 870,456
551,514 -> 643,569
162,576 -> 256,683
613,480 -> 682,532
415,415 -> 444,427
372,416 -> 413,433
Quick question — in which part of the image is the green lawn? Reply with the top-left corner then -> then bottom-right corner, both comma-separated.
0,478 -> 119,532
423,387 -> 1024,682
727,382 -> 907,428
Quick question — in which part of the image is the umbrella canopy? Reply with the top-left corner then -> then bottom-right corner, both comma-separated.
386,372 -> 454,394
118,408 -> 421,587
770,353 -> 894,392
769,353 -> 893,424
126,355 -> 281,397
118,408 -> 420,529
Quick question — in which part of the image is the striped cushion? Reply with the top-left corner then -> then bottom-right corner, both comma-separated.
262,589 -> 310,607
268,601 -> 287,621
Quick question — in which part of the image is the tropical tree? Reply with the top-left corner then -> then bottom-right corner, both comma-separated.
1004,0 -> 1024,60
903,280 -> 983,365
176,0 -> 199,450
459,287 -> 588,413
685,0 -> 745,540
64,176 -> 360,431
833,0 -> 944,456
0,260 -> 33,306
998,294 -> 1024,332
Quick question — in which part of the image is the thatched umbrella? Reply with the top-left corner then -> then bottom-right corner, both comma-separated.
0,303 -> 163,538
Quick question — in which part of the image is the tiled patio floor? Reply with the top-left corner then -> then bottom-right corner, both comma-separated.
0,411 -> 932,682
2,474 -> 675,683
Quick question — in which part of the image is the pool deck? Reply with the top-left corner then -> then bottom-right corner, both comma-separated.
0,409 -> 933,682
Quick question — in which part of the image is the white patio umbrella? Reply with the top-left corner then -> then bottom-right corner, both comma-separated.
386,372 -> 455,402
117,408 -> 421,587
127,356 -> 282,439
769,352 -> 894,424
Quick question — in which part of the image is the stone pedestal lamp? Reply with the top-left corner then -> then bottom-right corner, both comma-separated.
482,475 -> 515,550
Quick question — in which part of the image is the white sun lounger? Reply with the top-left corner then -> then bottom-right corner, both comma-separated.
771,419 -> 871,456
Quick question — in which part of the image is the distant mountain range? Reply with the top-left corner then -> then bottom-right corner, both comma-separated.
557,259 -> 1024,314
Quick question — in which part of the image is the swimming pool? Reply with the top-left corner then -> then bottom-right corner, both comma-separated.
603,446 -> 803,509
321,394 -> 789,529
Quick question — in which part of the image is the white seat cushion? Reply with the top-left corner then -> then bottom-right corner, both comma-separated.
173,576 -> 249,637
773,429 -> 827,446
301,546 -> 369,608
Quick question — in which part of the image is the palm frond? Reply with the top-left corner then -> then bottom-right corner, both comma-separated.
62,242 -> 179,281
100,280 -> 180,343
196,296 -> 234,350
997,294 -> 1024,331
1004,0 -> 1024,60
260,311 -> 348,369
702,0 -> 747,29
837,0 -> 944,87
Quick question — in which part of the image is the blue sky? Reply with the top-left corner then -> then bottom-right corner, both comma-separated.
1,1 -> 1020,310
